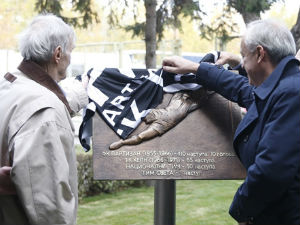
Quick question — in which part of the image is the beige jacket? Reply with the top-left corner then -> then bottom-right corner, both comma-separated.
0,68 -> 88,225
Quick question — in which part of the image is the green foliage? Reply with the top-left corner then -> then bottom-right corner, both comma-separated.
109,0 -> 280,44
76,153 -> 145,200
34,0 -> 99,28
227,0 -> 281,14
199,6 -> 239,43
155,0 -> 203,41
124,23 -> 145,39
107,0 -> 203,41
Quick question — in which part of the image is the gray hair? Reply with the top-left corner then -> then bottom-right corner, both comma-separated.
18,14 -> 75,63
243,19 -> 296,64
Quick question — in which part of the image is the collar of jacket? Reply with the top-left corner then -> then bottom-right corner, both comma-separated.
18,59 -> 72,114
253,55 -> 300,100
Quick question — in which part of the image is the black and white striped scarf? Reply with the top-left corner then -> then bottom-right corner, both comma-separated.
79,52 -> 219,151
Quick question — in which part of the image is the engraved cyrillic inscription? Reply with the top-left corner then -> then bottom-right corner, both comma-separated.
99,150 -> 238,177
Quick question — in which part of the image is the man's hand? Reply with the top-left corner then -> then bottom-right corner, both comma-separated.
215,52 -> 241,68
162,56 -> 200,74
0,166 -> 16,195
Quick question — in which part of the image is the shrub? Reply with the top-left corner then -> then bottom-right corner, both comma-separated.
77,154 -> 145,200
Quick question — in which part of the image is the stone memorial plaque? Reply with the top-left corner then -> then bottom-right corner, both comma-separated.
93,93 -> 246,180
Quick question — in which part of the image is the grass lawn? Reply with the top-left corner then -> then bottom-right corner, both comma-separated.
77,180 -> 242,225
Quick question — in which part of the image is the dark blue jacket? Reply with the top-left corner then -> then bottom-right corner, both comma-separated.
195,56 -> 300,224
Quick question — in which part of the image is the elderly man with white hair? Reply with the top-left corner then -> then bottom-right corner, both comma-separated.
0,14 -> 88,225
163,19 -> 300,225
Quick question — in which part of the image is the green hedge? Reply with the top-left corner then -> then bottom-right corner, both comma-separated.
77,154 -> 145,199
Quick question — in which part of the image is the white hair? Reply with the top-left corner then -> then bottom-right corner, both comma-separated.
243,19 -> 296,64
18,14 -> 76,63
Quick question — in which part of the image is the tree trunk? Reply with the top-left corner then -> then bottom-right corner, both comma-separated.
291,7 -> 300,51
144,0 -> 157,69
241,11 -> 260,25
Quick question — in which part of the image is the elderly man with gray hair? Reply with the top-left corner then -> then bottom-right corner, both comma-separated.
0,14 -> 88,225
163,19 -> 300,225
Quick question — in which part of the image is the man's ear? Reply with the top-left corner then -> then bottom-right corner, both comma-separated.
53,46 -> 62,64
256,45 -> 265,64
